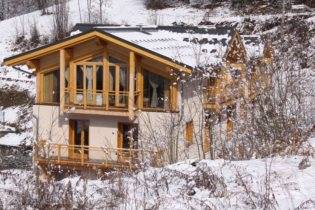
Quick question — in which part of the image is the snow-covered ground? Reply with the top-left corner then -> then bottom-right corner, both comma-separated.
0,139 -> 314,209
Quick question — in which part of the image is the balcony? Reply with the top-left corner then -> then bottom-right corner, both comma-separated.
64,88 -> 140,117
34,143 -> 163,170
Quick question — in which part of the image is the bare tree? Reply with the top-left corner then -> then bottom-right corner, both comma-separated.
52,0 -> 70,42
36,0 -> 49,15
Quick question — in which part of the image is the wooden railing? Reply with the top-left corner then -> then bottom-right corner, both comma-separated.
64,88 -> 141,111
34,143 -> 163,169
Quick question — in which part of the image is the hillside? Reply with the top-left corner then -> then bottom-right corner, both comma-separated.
0,0 -> 314,209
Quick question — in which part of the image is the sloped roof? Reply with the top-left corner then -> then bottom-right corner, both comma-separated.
72,24 -> 265,67
4,24 -> 265,71
72,24 -> 233,67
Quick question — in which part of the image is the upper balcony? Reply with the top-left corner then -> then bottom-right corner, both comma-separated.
35,47 -> 179,119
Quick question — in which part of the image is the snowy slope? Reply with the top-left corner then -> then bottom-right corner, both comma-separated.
0,0 -> 206,62
0,148 -> 314,209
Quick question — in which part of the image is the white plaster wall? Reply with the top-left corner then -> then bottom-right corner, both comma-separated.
88,116 -> 129,161
137,111 -> 179,163
179,79 -> 205,161
33,105 -> 69,158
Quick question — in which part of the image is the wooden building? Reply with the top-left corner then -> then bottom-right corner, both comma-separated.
3,24 -> 272,170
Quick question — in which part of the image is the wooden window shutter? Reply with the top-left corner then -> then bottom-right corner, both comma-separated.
185,121 -> 193,146
203,123 -> 211,152
117,123 -> 123,148
68,120 -> 76,158
226,118 -> 233,140
170,82 -> 178,112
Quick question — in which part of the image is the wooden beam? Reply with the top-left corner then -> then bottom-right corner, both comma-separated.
170,82 -> 178,112
26,59 -> 40,70
129,51 -> 136,119
69,61 -> 75,104
95,38 -> 107,47
115,65 -> 120,107
60,49 -> 66,112
36,72 -> 43,103
136,57 -> 143,109
103,47 -> 109,110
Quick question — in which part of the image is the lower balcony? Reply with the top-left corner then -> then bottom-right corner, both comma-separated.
34,143 -> 163,170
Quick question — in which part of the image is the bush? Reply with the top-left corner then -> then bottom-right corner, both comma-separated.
0,87 -> 33,108
30,23 -> 40,46
145,0 -> 189,10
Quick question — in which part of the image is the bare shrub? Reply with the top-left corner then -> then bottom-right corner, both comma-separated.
0,87 -> 33,108
145,0 -> 169,9
193,163 -> 227,197
233,165 -> 278,209
29,22 -> 40,46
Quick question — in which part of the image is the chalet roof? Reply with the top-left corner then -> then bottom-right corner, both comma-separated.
3,24 -> 265,71
72,24 -> 265,67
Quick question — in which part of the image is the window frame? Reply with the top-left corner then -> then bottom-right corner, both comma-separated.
41,68 -> 60,104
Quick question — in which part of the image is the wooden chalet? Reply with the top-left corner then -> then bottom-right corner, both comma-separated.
3,24 -> 272,170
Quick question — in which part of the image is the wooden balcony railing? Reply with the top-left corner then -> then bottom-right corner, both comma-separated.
34,143 -> 163,169
64,88 -> 140,111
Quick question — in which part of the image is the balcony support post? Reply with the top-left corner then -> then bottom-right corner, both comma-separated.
129,51 -> 136,120
136,56 -> 143,109
60,49 -> 66,112
103,46 -> 109,110
60,48 -> 72,112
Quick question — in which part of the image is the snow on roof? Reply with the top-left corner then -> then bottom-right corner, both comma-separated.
242,35 -> 265,60
72,24 -> 265,68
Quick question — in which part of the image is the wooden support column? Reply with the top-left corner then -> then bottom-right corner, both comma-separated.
103,47 -> 109,110
170,82 -> 178,112
129,51 -> 136,120
69,61 -> 75,104
60,49 -> 66,112
136,56 -> 143,109
35,72 -> 42,103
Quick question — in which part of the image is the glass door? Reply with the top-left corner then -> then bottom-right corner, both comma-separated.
117,123 -> 138,161
69,120 -> 89,160
75,64 -> 104,107
109,64 -> 129,108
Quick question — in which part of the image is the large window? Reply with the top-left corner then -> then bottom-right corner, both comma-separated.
143,70 -> 169,109
43,69 -> 60,103
109,64 -> 128,108
75,64 -> 104,106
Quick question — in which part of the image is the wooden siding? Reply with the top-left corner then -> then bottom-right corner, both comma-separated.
185,121 -> 194,146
